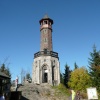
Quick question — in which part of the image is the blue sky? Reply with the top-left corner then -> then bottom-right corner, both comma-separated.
0,0 -> 100,82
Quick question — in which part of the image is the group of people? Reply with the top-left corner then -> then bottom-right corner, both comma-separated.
70,89 -> 81,100
0,90 -> 10,100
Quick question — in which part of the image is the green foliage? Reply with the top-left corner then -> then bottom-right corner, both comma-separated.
60,73 -> 64,84
63,64 -> 71,88
0,63 -> 11,77
52,83 -> 70,96
0,63 -> 5,72
88,45 -> 100,92
98,93 -> 100,99
58,84 -> 70,94
74,62 -> 78,70
68,67 -> 92,92
80,92 -> 87,99
26,73 -> 31,79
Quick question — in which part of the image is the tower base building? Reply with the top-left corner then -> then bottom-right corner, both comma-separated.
32,15 -> 60,86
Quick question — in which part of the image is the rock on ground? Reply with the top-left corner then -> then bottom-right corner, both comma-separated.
17,83 -> 69,100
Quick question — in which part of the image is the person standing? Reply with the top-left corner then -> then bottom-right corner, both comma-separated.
75,91 -> 81,100
15,76 -> 18,91
71,90 -> 76,100
0,91 -> 5,100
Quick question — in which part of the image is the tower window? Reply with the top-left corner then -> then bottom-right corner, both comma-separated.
42,30 -> 46,34
44,21 -> 47,24
48,22 -> 51,25
41,22 -> 43,25
50,22 -> 51,25
44,30 -> 46,33
44,38 -> 46,42
44,38 -> 48,43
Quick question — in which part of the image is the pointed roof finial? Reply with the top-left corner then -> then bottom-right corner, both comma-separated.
39,14 -> 53,24
43,14 -> 49,19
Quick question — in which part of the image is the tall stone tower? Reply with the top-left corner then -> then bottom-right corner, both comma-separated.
32,15 -> 60,85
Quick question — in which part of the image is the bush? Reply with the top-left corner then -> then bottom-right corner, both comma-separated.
80,92 -> 88,99
52,83 -> 70,96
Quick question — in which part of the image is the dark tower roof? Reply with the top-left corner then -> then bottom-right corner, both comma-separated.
39,14 -> 53,24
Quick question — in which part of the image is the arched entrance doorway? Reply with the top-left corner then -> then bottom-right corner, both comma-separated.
42,65 -> 48,83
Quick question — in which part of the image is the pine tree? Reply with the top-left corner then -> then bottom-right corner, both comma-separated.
88,45 -> 100,91
5,67 -> 11,77
26,73 -> 31,80
60,72 -> 64,84
0,63 -> 11,77
26,73 -> 32,83
74,62 -> 78,70
0,63 -> 5,72
63,64 -> 71,88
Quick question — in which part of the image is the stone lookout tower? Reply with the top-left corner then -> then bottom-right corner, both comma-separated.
32,15 -> 60,85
